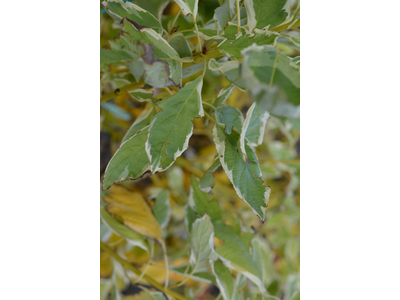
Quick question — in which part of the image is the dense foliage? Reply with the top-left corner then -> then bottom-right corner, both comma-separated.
100,0 -> 300,299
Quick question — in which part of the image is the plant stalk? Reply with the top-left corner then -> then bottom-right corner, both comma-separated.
100,80 -> 145,103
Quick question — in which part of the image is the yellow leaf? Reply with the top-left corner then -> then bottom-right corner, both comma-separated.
104,186 -> 162,241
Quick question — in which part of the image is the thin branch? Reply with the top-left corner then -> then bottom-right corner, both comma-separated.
100,80 -> 144,103
236,0 -> 241,34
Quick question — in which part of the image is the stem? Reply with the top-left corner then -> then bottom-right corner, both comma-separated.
100,241 -> 189,300
202,101 -> 217,111
204,110 -> 217,124
169,9 -> 182,35
236,0 -> 241,34
269,51 -> 279,86
100,80 -> 144,103
183,50 -> 224,68
192,15 -> 202,53
175,157 -> 204,178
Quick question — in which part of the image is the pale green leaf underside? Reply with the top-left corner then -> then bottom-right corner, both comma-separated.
146,76 -> 203,173
169,33 -> 192,58
212,125 -> 270,220
128,89 -> 158,104
242,44 -> 300,106
152,190 -> 171,228
100,208 -> 148,251
213,221 -> 263,290
214,0 -> 231,34
190,214 -> 216,272
103,126 -> 150,190
212,260 -> 239,300
102,0 -> 163,35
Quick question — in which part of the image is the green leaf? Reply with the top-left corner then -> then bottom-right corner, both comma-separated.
218,32 -> 278,58
146,75 -> 203,173
174,0 -> 200,18
213,84 -> 235,107
189,175 -> 222,221
222,23 -> 246,41
169,33 -> 192,58
211,260 -> 239,300
190,214 -> 217,273
213,221 -> 264,291
215,105 -> 243,135
102,0 -> 163,35
244,0 -> 290,32
102,126 -> 150,190
122,106 -> 155,143
239,102 -> 269,161
100,208 -> 148,251
199,158 -> 221,193
212,125 -> 270,220
251,238 -> 274,288
152,190 -> 171,228
122,19 -> 182,87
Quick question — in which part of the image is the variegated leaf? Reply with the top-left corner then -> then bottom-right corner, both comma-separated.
146,76 -> 203,173
239,102 -> 269,161
101,0 -> 163,35
103,126 -> 151,190
122,106 -> 156,143
212,125 -> 270,220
